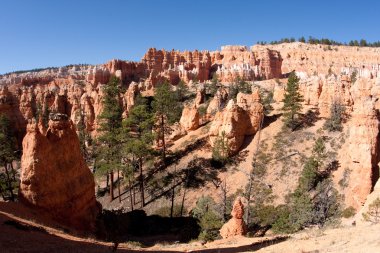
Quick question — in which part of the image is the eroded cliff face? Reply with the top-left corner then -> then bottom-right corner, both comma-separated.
254,42 -> 380,78
209,89 -> 264,154
19,114 -> 100,231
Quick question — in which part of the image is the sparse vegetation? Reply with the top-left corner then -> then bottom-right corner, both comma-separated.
362,197 -> 380,223
282,71 -> 303,130
324,101 -> 345,132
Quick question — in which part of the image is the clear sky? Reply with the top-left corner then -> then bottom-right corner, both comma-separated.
1,0 -> 379,74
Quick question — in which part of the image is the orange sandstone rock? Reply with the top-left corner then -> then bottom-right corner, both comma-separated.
220,198 -> 247,238
19,114 -> 100,231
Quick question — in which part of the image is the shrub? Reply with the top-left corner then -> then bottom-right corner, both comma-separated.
341,206 -> 356,218
154,205 -> 187,218
362,197 -> 380,223
191,196 -> 223,241
324,101 -> 345,132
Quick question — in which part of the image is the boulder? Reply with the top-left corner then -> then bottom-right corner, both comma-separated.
19,115 -> 100,231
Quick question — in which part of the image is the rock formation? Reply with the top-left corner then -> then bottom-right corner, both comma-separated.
209,91 -> 264,154
19,114 -> 100,231
220,198 -> 247,238
180,105 -> 200,131
343,98 -> 379,209
254,42 -> 380,78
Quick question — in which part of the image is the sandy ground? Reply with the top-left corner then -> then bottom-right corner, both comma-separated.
1,201 -> 380,253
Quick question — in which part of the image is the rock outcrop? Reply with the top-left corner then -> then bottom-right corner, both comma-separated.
180,105 -> 200,131
19,114 -> 100,231
355,179 -> 380,225
344,98 -> 379,209
220,198 -> 247,238
209,91 -> 264,154
254,42 -> 380,78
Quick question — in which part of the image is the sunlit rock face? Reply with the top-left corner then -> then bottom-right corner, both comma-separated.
19,114 -> 100,231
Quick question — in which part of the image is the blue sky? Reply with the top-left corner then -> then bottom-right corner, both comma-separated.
1,0 -> 379,74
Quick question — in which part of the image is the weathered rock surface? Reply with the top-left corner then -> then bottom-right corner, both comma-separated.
180,105 -> 200,131
220,198 -> 247,238
209,91 -> 264,154
254,42 -> 380,78
19,114 -> 100,231
343,98 -> 379,209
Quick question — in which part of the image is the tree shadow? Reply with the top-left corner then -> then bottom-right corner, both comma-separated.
99,209 -> 200,246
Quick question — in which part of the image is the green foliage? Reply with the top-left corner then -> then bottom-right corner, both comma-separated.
324,101 -> 345,132
154,205 -> 187,218
255,37 -> 380,48
153,82 -> 182,160
341,206 -> 356,218
191,196 -> 223,241
208,73 -> 219,96
197,211 -> 223,241
227,77 -> 252,102
362,197 -> 380,223
350,70 -> 358,84
174,80 -> 190,102
261,90 -> 274,115
272,138 -> 341,233
312,179 -> 341,227
211,131 -> 230,164
0,114 -> 18,200
282,72 -> 303,130
95,76 -> 123,176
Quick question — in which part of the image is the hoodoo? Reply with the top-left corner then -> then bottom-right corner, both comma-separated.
19,113 -> 100,231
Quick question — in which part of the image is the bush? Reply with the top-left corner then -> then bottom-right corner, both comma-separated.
362,197 -> 380,223
324,101 -> 345,132
191,196 -> 223,241
341,206 -> 356,218
154,205 -> 187,218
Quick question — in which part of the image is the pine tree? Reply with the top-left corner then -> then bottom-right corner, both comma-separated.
282,71 -> 303,130
0,114 -> 17,201
96,76 -> 123,202
124,97 -> 154,207
152,82 -> 182,161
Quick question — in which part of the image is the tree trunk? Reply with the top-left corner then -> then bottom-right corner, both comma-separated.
161,115 -> 166,162
139,158 -> 144,207
245,175 -> 253,223
10,163 -> 17,182
170,186 -> 175,218
106,173 -> 109,188
4,163 -> 14,201
110,171 -> 114,201
129,179 -> 134,211
180,187 -> 186,217
117,169 -> 121,203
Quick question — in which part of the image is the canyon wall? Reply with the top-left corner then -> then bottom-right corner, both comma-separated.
254,42 -> 380,78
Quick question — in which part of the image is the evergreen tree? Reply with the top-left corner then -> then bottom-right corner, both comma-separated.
0,114 -> 17,201
324,101 -> 345,132
282,71 -> 303,130
174,80 -> 190,102
96,76 -> 123,202
152,82 -> 182,161
124,97 -> 154,207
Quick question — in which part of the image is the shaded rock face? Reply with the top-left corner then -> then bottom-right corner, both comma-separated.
344,99 -> 380,209
209,91 -> 264,154
220,198 -> 247,239
19,116 -> 100,231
